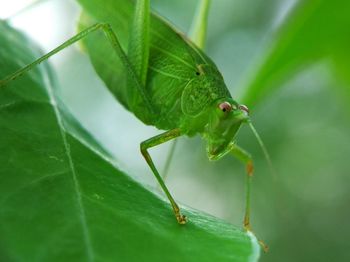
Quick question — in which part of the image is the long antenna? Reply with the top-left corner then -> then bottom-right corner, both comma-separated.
248,121 -> 277,179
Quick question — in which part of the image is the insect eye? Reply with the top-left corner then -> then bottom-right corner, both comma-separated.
218,102 -> 232,113
239,104 -> 249,115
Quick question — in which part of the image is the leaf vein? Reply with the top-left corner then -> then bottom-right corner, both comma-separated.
43,67 -> 95,262
0,170 -> 66,206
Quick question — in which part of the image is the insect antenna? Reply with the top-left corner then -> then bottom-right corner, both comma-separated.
248,121 -> 277,179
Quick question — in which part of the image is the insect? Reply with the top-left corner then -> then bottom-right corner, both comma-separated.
0,0 -> 271,248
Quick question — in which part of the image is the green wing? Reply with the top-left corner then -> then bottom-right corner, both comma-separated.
77,0 -> 221,125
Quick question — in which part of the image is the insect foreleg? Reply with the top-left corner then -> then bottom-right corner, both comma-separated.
0,22 -> 155,116
231,145 -> 254,231
140,128 -> 187,224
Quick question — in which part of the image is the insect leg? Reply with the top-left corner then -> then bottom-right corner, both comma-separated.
230,145 -> 254,231
0,23 -> 155,116
140,128 -> 187,224
231,144 -> 269,252
161,140 -> 178,182
157,139 -> 178,192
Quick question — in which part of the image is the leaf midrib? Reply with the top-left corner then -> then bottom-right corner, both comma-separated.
44,71 -> 95,261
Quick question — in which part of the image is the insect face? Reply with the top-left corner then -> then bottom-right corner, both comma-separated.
205,98 -> 249,160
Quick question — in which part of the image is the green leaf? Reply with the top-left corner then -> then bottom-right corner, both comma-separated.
0,21 -> 259,261
240,0 -> 350,106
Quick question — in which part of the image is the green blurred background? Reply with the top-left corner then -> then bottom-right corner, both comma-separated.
2,0 -> 350,261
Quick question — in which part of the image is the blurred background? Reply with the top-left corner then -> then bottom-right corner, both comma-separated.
1,0 -> 350,261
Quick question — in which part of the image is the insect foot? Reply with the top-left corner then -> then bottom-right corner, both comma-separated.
246,230 -> 269,253
176,214 -> 187,225
259,240 -> 269,253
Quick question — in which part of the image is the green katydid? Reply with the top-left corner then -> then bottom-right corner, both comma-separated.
0,0 -> 272,248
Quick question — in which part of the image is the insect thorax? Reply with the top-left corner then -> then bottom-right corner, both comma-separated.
150,64 -> 231,135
